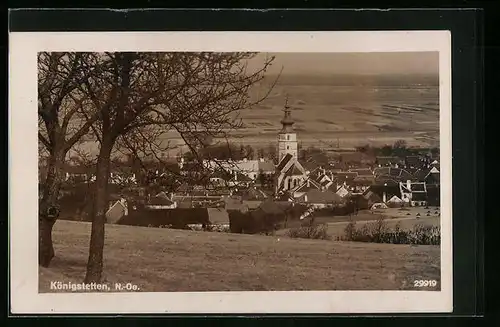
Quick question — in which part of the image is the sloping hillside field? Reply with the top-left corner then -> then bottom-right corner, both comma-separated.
40,220 -> 440,292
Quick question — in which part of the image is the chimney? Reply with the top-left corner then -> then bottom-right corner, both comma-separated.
234,171 -> 237,181
383,192 -> 387,203
406,180 -> 411,191
304,194 -> 308,202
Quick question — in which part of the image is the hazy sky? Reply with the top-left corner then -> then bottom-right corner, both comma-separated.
247,52 -> 439,76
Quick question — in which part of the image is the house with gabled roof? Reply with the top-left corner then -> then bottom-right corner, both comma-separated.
376,156 -> 403,167
275,153 -> 308,195
145,192 -> 177,210
404,155 -> 426,169
350,168 -> 375,188
387,195 -> 404,205
364,184 -> 400,204
297,189 -> 343,209
399,180 -> 428,206
374,167 -> 414,183
334,171 -> 359,187
309,168 -> 335,190
425,166 -> 440,185
335,184 -> 351,198
412,168 -> 431,182
348,168 -> 373,178
106,197 -> 128,223
289,178 -> 322,199
361,188 -> 383,207
64,164 -> 94,183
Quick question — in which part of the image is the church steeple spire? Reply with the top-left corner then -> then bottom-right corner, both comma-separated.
280,97 -> 294,133
277,96 -> 298,162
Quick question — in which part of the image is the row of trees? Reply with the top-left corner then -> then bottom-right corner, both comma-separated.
181,142 -> 279,162
355,140 -> 439,158
38,51 -> 277,282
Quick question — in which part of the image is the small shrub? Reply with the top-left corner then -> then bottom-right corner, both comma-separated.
340,218 -> 440,245
286,224 -> 331,240
343,221 -> 357,241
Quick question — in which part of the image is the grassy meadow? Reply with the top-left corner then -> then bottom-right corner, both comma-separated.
40,219 -> 440,293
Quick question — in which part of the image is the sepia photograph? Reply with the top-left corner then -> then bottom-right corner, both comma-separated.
10,31 -> 452,313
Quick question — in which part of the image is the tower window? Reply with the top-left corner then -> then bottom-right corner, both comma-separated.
287,135 -> 290,140
287,146 -> 290,150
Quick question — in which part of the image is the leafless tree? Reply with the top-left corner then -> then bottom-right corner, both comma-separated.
77,52 -> 277,282
37,52 -> 106,267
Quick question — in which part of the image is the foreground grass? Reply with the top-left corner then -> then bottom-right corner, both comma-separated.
40,220 -> 440,292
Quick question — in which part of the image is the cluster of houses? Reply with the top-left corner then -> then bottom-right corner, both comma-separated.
52,102 -> 441,232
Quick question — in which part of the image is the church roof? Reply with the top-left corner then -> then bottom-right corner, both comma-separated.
292,179 -> 321,193
285,164 -> 306,177
277,153 -> 293,171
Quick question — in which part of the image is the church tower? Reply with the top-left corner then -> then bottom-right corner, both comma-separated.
277,98 -> 298,162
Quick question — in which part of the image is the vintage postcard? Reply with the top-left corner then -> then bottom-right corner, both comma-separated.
9,31 -> 452,314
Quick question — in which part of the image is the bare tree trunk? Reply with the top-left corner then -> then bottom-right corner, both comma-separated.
39,149 -> 65,267
84,138 -> 113,283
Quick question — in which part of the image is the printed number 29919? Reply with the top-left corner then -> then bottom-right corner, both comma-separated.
413,280 -> 438,287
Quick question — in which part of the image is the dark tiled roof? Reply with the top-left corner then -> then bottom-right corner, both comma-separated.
411,183 -> 426,192
258,200 -> 287,215
211,169 -> 232,180
389,168 -> 401,177
352,176 -> 375,185
320,179 -> 332,187
412,193 -> 427,201
375,167 -> 414,181
285,164 -> 306,177
302,189 -> 343,204
374,177 -> 399,186
277,153 -> 293,171
405,156 -> 425,167
425,173 -> 440,184
399,169 -> 414,180
234,171 -> 252,182
148,196 -> 175,206
413,169 -> 430,181
349,168 -> 373,177
374,167 -> 390,176
362,190 -> 382,203
258,160 -> 275,172
237,188 -> 268,201
293,179 -> 321,193
302,161 -> 321,172
366,184 -> 400,200
118,208 -> 210,227
336,172 -> 359,179
376,156 -> 400,165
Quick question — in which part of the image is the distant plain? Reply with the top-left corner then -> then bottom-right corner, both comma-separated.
71,73 -> 440,158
